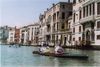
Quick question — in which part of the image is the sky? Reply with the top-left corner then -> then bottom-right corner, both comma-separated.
0,0 -> 70,27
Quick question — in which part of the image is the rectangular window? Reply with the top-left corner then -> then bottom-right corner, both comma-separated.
97,2 -> 100,15
73,0 -> 76,4
73,38 -> 75,41
68,12 -> 72,16
97,35 -> 100,40
79,37 -> 81,41
83,7 -> 85,18
79,0 -> 81,3
86,6 -> 88,16
69,23 -> 70,29
97,21 -> 100,28
62,5 -> 65,9
79,26 -> 81,32
11,33 -> 13,35
62,12 -> 65,19
90,4 -> 91,15
79,10 -> 82,19
93,3 -> 95,15
69,25 -> 70,29
53,23 -> 55,31
61,23 -> 65,29
73,13 -> 75,22
57,11 -> 59,19
57,22 -> 58,30
53,13 -> 56,22
73,28 -> 75,33
70,35 -> 72,41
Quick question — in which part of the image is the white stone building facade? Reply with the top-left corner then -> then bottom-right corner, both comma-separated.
19,23 -> 39,45
72,0 -> 100,46
8,28 -> 15,44
27,23 -> 39,45
39,2 -> 72,46
19,26 -> 28,45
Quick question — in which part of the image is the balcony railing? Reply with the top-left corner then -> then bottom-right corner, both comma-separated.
46,21 -> 50,25
79,15 -> 95,24
52,28 -> 71,35
45,30 -> 51,35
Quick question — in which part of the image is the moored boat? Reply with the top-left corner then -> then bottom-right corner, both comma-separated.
32,51 -> 88,59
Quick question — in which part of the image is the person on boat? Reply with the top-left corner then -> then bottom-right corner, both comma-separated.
39,42 -> 50,53
55,41 -> 64,55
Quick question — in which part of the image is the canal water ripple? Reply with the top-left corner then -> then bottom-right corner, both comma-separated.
0,45 -> 100,67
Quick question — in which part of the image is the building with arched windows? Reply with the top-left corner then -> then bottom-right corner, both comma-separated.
39,2 -> 72,46
71,0 -> 100,46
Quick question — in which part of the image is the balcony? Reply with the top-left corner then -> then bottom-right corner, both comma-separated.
21,37 -> 24,39
38,34 -> 43,38
45,26 -> 51,35
46,21 -> 50,25
79,15 -> 95,24
53,28 -> 71,35
45,24 -> 51,35
45,29 -> 51,35
46,15 -> 51,25
96,14 -> 100,18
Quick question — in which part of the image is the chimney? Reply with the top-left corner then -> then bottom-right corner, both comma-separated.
68,0 -> 70,3
52,3 -> 55,6
47,8 -> 49,11
15,26 -> 16,30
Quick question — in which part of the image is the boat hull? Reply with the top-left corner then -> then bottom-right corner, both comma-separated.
32,51 -> 88,59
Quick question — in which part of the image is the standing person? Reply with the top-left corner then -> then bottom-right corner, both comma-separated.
55,41 -> 64,55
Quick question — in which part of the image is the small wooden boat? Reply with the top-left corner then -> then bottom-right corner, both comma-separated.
32,51 -> 88,59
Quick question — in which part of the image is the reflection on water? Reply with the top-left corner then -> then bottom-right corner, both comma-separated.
0,45 -> 100,67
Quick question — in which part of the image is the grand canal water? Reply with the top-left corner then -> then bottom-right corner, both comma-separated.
0,45 -> 100,67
